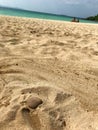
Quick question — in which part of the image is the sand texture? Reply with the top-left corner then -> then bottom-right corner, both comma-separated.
0,16 -> 98,130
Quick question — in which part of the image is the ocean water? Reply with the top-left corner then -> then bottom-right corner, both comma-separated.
0,7 -> 97,24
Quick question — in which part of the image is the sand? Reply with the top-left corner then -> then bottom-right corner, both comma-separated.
0,15 -> 98,130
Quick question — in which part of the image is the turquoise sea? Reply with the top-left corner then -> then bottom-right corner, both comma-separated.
0,7 -> 97,24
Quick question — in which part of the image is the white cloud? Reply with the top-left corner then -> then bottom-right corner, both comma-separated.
62,0 -> 98,5
62,0 -> 80,4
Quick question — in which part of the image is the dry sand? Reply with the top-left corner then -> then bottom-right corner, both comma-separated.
0,16 -> 98,130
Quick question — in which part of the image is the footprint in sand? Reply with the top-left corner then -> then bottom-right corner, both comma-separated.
21,97 -> 42,130
20,86 -> 73,130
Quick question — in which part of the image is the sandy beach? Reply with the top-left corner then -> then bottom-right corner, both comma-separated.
0,15 -> 98,130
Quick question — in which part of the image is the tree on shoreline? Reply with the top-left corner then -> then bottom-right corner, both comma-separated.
86,14 -> 98,21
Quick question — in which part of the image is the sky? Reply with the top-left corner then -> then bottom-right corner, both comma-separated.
0,0 -> 98,18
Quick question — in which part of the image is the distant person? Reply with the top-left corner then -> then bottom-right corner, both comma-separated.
77,19 -> 79,22
71,17 -> 77,22
71,17 -> 79,23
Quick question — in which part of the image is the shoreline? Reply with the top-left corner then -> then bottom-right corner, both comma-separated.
0,14 -> 98,25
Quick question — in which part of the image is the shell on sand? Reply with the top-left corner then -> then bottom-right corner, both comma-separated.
26,97 -> 43,109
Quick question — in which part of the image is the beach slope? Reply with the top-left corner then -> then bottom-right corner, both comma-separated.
0,16 -> 98,130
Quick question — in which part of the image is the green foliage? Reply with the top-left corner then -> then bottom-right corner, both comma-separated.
86,14 -> 98,21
